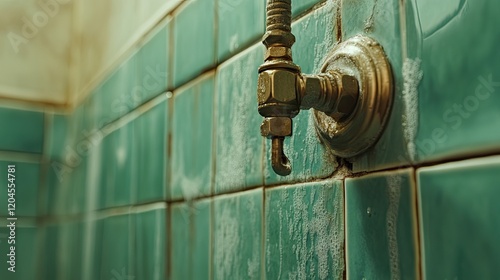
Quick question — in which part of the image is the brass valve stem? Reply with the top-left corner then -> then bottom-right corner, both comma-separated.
261,0 -> 296,176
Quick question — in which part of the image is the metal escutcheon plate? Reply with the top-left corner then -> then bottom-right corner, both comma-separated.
313,35 -> 394,158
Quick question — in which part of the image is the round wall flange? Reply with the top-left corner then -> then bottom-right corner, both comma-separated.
313,35 -> 394,158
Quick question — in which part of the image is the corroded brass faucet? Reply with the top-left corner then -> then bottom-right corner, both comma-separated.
258,0 -> 394,176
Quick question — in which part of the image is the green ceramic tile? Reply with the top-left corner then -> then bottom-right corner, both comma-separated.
99,132 -> 113,210
292,0 -> 324,17
39,225 -> 59,279
0,161 -> 40,217
212,188 -> 262,279
49,145 -> 88,216
135,97 -> 168,203
0,225 -> 38,280
173,0 -> 216,87
100,121 -> 137,209
89,218 -> 104,280
418,156 -> 500,279
100,214 -> 135,280
170,203 -> 189,280
50,161 -> 87,217
217,0 -> 265,61
47,114 -> 62,159
46,109 -> 100,215
49,107 -> 93,160
84,138 -> 104,213
292,2 -> 339,74
171,74 -> 214,200
345,169 -> 419,279
45,161 -> 63,216
264,3 -> 339,185
135,208 -> 166,280
137,19 -> 169,102
215,44 -> 265,194
407,0 -> 500,162
342,0 -> 402,61
265,180 -> 345,279
341,0 -> 410,172
71,157 -> 87,215
46,148 -> 91,215
48,113 -> 71,159
94,53 -> 139,130
0,107 -> 44,154
75,115 -> 107,214
58,222 -> 84,279
170,199 -> 210,279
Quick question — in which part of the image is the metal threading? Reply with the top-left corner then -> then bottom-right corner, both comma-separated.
266,0 -> 292,33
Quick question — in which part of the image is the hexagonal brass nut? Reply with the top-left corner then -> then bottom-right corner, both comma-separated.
260,117 -> 293,138
335,74 -> 359,118
262,30 -> 296,48
300,75 -> 323,110
265,46 -> 293,61
257,69 -> 298,106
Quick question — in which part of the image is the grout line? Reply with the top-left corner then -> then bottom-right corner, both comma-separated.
167,2 -> 175,90
210,70 -> 218,198
209,202 -> 214,280
209,194 -> 214,280
293,0 -> 330,22
261,138 -> 267,187
336,0 -> 343,42
166,204 -> 172,280
36,220 -> 47,279
0,96 -> 55,112
405,149 -> 500,170
263,170 -> 340,190
169,184 -> 265,204
73,92 -> 168,145
132,202 -> 168,213
208,15 -> 217,275
413,168 -> 424,280
342,178 -> 348,279
172,71 -> 217,97
37,111 -> 52,217
261,186 -> 266,280
0,216 -> 37,227
343,148 -> 500,180
400,0 -> 408,61
0,150 -> 42,163
166,92 -> 174,200
163,5 -> 173,212
38,200 -> 168,226
213,0 -> 219,66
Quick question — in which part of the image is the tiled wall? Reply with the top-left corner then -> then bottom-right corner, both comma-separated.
1,0 -> 500,279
